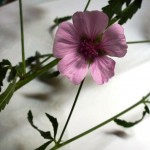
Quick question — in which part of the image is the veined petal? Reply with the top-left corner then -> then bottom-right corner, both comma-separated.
90,56 -> 115,84
73,11 -> 108,39
100,24 -> 128,57
53,22 -> 80,58
58,52 -> 88,85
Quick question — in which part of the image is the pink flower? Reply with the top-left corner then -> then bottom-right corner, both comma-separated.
53,11 -> 127,85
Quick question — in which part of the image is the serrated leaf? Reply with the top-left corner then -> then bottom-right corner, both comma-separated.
102,0 -> 143,25
145,105 -> 150,114
118,0 -> 143,24
0,59 -> 11,66
35,141 -> 52,150
102,0 -> 126,19
28,110 -> 53,140
0,77 -> 17,112
0,67 -> 8,91
0,59 -> 12,91
46,113 -> 58,138
7,67 -> 17,82
126,0 -> 132,6
114,104 -> 149,128
54,16 -> 72,24
51,16 -> 72,31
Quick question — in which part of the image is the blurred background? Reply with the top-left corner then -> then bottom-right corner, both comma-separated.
0,0 -> 150,150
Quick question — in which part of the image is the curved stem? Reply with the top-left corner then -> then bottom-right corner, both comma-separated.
127,40 -> 150,44
84,0 -> 91,11
58,79 -> 85,143
19,0 -> 26,75
54,92 -> 150,149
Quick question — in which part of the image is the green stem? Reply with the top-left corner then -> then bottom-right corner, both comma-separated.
26,55 -> 53,75
127,40 -> 150,44
19,0 -> 26,75
40,55 -> 53,65
58,79 -> 85,143
57,0 -> 91,142
15,59 -> 59,91
39,54 -> 54,58
84,0 -> 91,11
54,92 -> 150,149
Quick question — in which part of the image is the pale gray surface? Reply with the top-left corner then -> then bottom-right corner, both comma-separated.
0,0 -> 150,150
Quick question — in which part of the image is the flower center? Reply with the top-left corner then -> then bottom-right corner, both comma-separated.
78,38 -> 105,62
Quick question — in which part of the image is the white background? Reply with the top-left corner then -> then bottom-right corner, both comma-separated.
0,0 -> 150,150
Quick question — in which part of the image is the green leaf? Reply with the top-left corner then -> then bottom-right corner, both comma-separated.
118,0 -> 142,24
144,105 -> 150,114
39,71 -> 60,84
35,141 -> 52,150
7,67 -> 17,82
54,16 -> 72,24
0,67 -> 7,91
102,0 -> 143,25
45,71 -> 60,78
114,104 -> 149,128
0,77 -> 17,112
26,51 -> 41,69
51,16 -> 72,31
28,110 -> 53,140
46,113 -> 58,138
102,0 -> 127,19
0,59 -> 11,66
15,59 -> 59,91
0,59 -> 12,91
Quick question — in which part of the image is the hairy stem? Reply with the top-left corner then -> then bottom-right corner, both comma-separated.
19,0 -> 26,75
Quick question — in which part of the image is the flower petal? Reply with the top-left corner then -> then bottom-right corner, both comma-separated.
72,11 -> 108,39
58,52 -> 88,85
90,56 -> 115,84
53,22 -> 80,58
100,24 -> 128,57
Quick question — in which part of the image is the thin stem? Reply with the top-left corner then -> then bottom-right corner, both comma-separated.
127,40 -> 150,44
26,55 -> 53,75
19,0 -> 26,75
58,79 -> 85,143
15,59 -> 59,91
54,92 -> 150,149
84,0 -> 91,11
39,53 -> 54,58
40,55 -> 52,65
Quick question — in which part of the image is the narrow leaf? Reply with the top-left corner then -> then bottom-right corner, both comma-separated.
114,104 -> 149,128
0,67 -> 8,91
28,110 -> 52,140
102,0 -> 125,19
7,67 -> 17,82
0,59 -> 12,91
54,16 -> 72,24
0,77 -> 17,112
102,0 -> 143,25
45,113 -> 58,138
51,16 -> 72,31
35,141 -> 52,150
145,105 -> 150,114
118,0 -> 143,24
